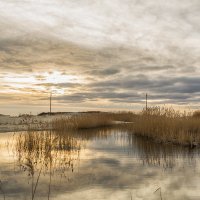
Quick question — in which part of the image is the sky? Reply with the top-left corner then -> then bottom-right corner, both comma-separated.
0,0 -> 200,115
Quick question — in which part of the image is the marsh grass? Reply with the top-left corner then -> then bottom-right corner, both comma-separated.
52,112 -> 136,131
52,113 -> 113,130
15,131 -> 81,172
193,110 -> 200,118
14,130 -> 81,199
109,111 -> 137,122
154,187 -> 163,200
21,158 -> 42,200
52,108 -> 200,146
129,107 -> 200,146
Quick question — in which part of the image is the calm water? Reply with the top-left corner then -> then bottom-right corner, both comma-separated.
0,128 -> 200,200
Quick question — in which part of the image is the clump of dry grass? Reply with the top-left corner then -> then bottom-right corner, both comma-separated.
15,130 -> 81,173
109,111 -> 137,122
52,112 -> 137,131
193,110 -> 200,118
14,130 -> 81,199
130,107 -> 200,146
52,113 -> 114,130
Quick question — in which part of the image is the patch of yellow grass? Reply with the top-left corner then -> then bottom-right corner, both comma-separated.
130,107 -> 200,146
52,112 -> 137,130
193,110 -> 200,118
15,130 -> 81,172
109,111 -> 137,122
52,113 -> 114,130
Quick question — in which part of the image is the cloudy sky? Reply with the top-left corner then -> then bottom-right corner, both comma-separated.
0,0 -> 200,115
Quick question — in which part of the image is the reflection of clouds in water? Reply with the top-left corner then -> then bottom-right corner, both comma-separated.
0,129 -> 200,199
1,158 -> 200,200
59,157 -> 200,200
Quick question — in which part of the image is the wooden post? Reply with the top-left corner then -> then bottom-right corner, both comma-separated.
50,92 -> 52,115
146,93 -> 148,111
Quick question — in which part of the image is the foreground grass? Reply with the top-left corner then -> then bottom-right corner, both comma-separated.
14,130 -> 81,200
129,107 -> 200,147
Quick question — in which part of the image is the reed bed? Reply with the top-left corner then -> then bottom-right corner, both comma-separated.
52,112 -> 137,131
193,110 -> 200,118
52,113 -> 113,130
50,108 -> 200,146
109,111 -> 137,122
15,130 -> 81,173
129,107 -> 200,146
13,130 -> 81,200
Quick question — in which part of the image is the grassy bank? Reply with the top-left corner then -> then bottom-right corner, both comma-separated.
52,113 -> 113,130
129,107 -> 200,147
52,112 -> 136,130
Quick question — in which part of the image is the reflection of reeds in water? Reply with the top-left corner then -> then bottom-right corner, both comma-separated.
10,125 -> 200,200
14,128 -> 118,174
13,126 -> 200,172
67,127 -> 199,170
154,187 -> 163,200
80,127 -> 200,169
15,130 -> 81,172
21,157 -> 42,200
127,133 -> 199,168
14,130 -> 82,199
70,127 -> 115,141
0,180 -> 5,200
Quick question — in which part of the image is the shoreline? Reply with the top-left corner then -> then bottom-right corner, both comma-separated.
0,114 -> 63,133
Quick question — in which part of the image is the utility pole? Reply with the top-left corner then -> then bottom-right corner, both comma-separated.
50,92 -> 52,115
146,93 -> 148,111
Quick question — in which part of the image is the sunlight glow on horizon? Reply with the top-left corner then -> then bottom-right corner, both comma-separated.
4,71 -> 82,84
0,71 -> 85,106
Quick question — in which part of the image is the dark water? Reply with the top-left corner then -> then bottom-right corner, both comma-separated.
0,128 -> 200,200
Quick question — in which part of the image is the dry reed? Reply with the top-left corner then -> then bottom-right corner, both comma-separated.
15,130 -> 81,174
193,110 -> 200,118
14,130 -> 81,199
52,113 -> 113,130
52,112 -> 137,131
129,107 -> 200,146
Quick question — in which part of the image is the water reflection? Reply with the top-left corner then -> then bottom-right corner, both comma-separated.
11,130 -> 82,199
0,128 -> 200,199
13,128 -> 200,178
15,130 -> 81,173
127,134 -> 199,169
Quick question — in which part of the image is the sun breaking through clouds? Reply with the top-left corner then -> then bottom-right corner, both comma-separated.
0,0 -> 200,115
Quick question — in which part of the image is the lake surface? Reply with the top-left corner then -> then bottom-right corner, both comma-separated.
0,128 -> 200,200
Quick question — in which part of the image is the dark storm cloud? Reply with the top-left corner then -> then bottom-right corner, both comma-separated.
0,37 -> 96,73
88,75 -> 200,93
46,75 -> 200,105
88,68 -> 121,76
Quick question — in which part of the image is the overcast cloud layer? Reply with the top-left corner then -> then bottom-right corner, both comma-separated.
0,0 -> 200,114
